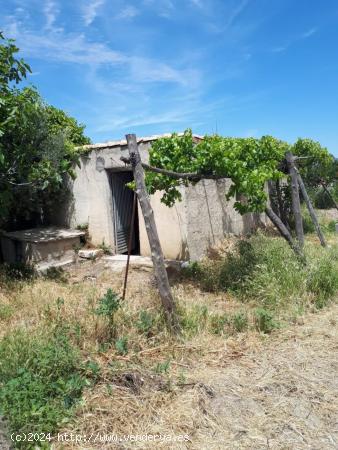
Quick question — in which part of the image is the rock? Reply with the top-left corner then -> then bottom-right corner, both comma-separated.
78,249 -> 103,260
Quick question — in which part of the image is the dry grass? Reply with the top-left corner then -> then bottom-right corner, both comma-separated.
0,233 -> 337,449
56,304 -> 338,450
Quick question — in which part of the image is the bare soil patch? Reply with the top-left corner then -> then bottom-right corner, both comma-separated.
58,303 -> 337,450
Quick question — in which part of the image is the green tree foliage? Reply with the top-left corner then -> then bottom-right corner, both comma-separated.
145,129 -> 334,215
0,32 -> 90,228
292,138 -> 336,187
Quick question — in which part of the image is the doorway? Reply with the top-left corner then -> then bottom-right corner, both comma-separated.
109,171 -> 140,254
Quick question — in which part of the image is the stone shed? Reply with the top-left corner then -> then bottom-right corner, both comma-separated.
55,134 -> 266,261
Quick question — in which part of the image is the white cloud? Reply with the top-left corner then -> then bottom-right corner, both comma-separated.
143,0 -> 174,18
271,26 -> 319,53
116,5 -> 140,20
3,16 -> 197,88
9,29 -> 124,66
43,0 -> 59,30
190,0 -> 203,8
271,46 -> 287,53
129,57 -> 199,86
224,0 -> 249,29
82,0 -> 105,26
302,27 -> 317,39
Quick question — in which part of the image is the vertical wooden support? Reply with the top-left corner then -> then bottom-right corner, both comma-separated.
125,134 -> 179,331
296,169 -> 327,247
286,152 -> 304,248
275,179 -> 290,231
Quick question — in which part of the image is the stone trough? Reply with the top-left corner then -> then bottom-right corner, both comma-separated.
0,227 -> 85,271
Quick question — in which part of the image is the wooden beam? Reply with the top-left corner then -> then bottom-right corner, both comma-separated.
120,156 -> 225,181
295,169 -> 327,247
125,134 -> 179,332
286,152 -> 304,248
265,206 -> 303,258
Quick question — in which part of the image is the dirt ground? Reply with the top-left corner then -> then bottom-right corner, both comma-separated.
60,300 -> 337,450
0,257 -> 337,450
193,303 -> 338,450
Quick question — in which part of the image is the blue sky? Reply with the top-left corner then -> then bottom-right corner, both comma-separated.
1,0 -> 338,156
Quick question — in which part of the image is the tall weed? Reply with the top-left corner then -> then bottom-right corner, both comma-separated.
0,327 -> 86,446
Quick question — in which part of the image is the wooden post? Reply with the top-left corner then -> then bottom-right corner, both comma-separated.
265,206 -> 303,258
275,179 -> 291,231
286,152 -> 304,248
295,170 -> 327,247
125,134 -> 179,331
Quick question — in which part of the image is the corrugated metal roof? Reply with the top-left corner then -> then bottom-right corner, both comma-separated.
81,132 -> 204,150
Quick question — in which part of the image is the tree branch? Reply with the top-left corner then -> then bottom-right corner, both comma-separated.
120,156 -> 225,181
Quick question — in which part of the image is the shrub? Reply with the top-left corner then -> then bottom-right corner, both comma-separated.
95,289 -> 121,338
44,266 -> 68,283
98,240 -> 112,255
302,210 -> 315,234
307,257 -> 338,302
115,336 -> 128,355
232,312 -> 248,332
0,304 -> 14,320
185,240 -> 257,293
218,240 -> 257,292
314,187 -> 336,209
179,305 -> 208,336
254,308 -> 279,333
0,262 -> 36,282
184,234 -> 338,314
209,313 -> 229,335
323,220 -> 337,233
136,310 -> 154,335
0,328 -> 85,446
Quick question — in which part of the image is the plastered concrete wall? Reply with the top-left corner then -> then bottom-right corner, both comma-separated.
70,154 -> 115,248
59,142 -> 188,257
59,141 -> 267,260
185,179 -> 266,260
138,187 -> 189,260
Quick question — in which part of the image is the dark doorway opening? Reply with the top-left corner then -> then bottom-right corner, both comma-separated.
109,171 -> 140,255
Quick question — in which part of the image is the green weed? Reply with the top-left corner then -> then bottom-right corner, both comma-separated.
155,359 -> 171,374
307,256 -> 338,308
44,266 -> 68,283
95,288 -> 121,338
115,336 -> 128,356
179,305 -> 208,336
0,328 -> 85,447
136,310 -> 154,335
209,313 -> 229,335
0,304 -> 14,320
232,312 -> 248,332
254,308 -> 279,333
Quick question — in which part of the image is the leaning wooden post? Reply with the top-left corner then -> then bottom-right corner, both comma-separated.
265,206 -> 303,258
125,134 -> 179,332
286,152 -> 304,248
295,169 -> 327,247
